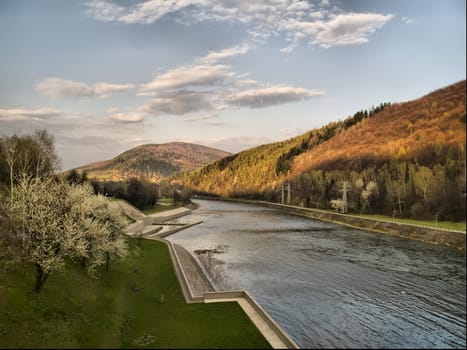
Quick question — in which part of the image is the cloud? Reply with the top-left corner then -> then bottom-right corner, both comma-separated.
97,0 -> 205,24
281,12 -> 394,48
0,107 -> 62,121
235,79 -> 258,87
401,16 -> 416,24
84,0 -> 126,22
142,64 -> 234,91
106,107 -> 120,114
110,112 -> 145,123
86,1 -> 393,49
36,77 -> 134,98
313,13 -> 394,48
227,85 -> 324,108
144,90 -> 213,115
183,112 -> 219,122
36,78 -> 94,98
93,82 -> 136,98
201,44 -> 252,63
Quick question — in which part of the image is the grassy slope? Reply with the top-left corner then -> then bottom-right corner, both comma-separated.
143,198 -> 181,215
0,238 -> 271,349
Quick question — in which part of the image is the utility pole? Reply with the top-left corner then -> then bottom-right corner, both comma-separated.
337,181 -> 351,214
286,182 -> 291,205
281,184 -> 285,204
342,181 -> 348,213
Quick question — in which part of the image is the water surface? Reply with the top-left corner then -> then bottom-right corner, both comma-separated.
167,199 -> 466,348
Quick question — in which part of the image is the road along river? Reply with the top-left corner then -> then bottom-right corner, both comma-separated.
167,199 -> 466,348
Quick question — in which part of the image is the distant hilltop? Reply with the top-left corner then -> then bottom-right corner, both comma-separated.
74,142 -> 231,182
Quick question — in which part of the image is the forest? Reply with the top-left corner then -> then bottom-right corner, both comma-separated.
175,81 -> 466,222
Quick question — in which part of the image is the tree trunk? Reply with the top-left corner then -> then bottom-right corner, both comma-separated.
105,252 -> 110,272
34,263 -> 49,293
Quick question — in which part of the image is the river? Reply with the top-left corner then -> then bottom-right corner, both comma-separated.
167,199 -> 466,348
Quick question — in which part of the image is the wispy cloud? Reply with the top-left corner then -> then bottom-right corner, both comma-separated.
144,90 -> 213,115
0,107 -> 62,121
141,64 -> 234,91
280,13 -> 394,49
84,0 -> 126,22
36,77 -> 135,99
227,85 -> 324,108
183,112 -> 219,122
85,0 -> 393,50
110,112 -> 145,123
86,0 -> 205,24
401,16 -> 416,24
201,44 -> 252,63
314,13 -> 394,48
93,82 -> 136,98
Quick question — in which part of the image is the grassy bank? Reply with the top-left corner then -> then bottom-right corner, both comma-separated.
0,238 -> 270,348
356,213 -> 466,232
143,198 -> 182,215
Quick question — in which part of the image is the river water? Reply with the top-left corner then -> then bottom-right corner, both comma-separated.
167,199 -> 466,348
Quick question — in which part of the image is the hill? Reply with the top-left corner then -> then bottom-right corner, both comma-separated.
175,80 -> 466,221
75,142 -> 230,182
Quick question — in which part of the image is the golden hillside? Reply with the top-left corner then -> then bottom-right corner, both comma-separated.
177,80 -> 466,199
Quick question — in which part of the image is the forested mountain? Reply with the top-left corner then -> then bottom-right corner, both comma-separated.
175,80 -> 466,221
75,142 -> 230,182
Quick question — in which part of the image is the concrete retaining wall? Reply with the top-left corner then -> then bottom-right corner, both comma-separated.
148,208 -> 193,223
151,236 -> 299,348
261,202 -> 465,252
119,201 -> 299,348
156,220 -> 203,238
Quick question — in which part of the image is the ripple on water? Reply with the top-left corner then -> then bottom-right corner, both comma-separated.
168,200 -> 466,349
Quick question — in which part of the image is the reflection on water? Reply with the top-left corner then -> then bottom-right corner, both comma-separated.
167,200 -> 466,348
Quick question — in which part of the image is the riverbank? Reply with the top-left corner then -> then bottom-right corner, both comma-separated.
118,200 -> 299,349
194,196 -> 466,252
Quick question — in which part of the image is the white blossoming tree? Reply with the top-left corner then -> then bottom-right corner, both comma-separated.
330,198 -> 344,212
67,183 -> 127,274
5,175 -> 127,292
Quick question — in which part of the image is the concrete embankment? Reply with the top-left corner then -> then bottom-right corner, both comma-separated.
153,236 -> 299,349
259,202 -> 465,252
119,200 -> 299,349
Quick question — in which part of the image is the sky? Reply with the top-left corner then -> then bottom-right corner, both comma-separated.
0,0 -> 465,170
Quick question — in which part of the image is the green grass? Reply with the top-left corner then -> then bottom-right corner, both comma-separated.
307,206 -> 466,232
0,238 -> 271,348
143,198 -> 182,215
356,213 -> 466,232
